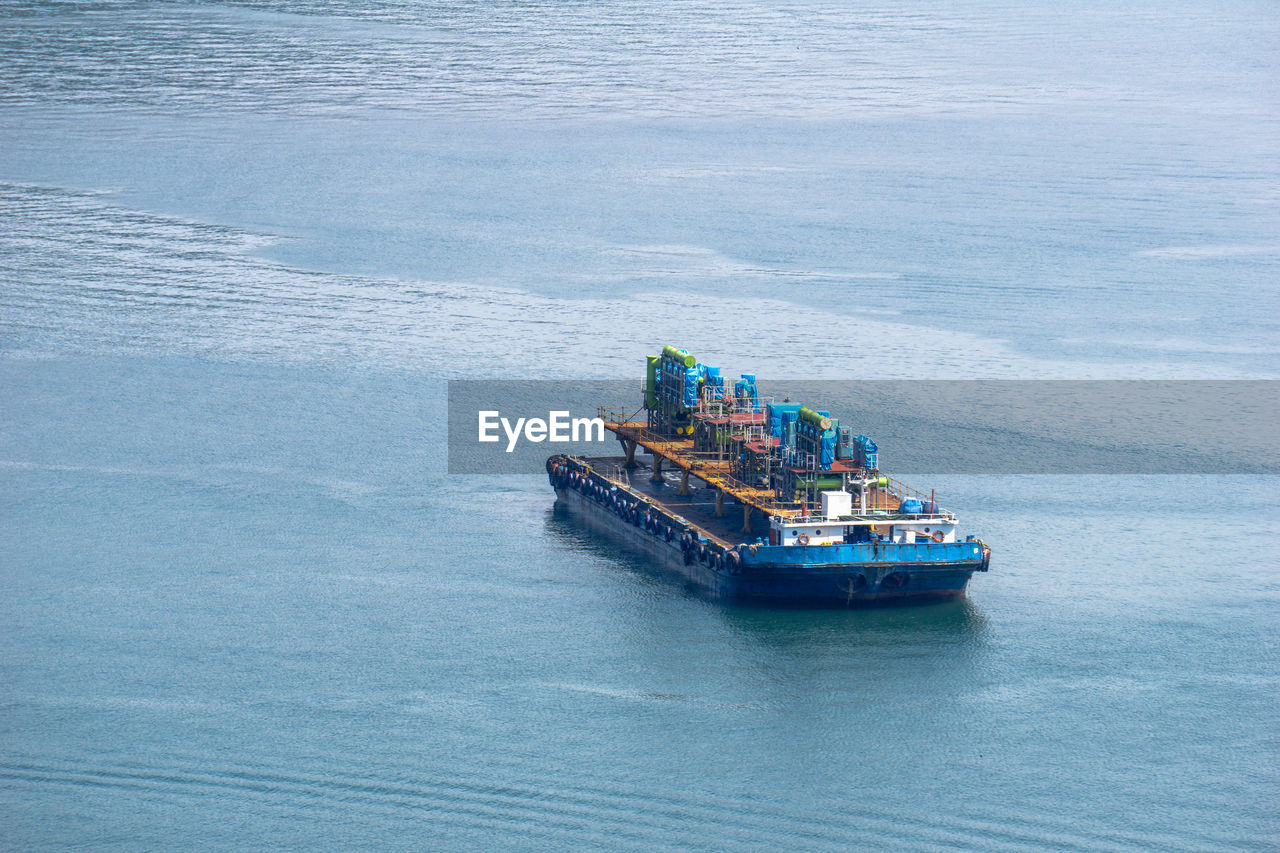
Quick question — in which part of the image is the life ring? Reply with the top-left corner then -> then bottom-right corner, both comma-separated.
931,530 -> 945,543
796,533 -> 810,546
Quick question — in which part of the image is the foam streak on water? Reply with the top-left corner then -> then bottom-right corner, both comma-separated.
0,182 -> 1268,378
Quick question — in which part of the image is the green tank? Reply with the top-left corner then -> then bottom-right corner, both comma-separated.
798,406 -> 832,431
795,476 -> 844,491
645,355 -> 659,408
662,345 -> 697,368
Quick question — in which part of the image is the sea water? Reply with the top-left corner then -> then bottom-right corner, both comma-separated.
1,1 -> 1277,849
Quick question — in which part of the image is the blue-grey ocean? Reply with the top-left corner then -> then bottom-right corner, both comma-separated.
1,1 -> 1277,849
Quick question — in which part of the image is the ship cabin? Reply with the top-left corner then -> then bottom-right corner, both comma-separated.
768,490 -> 958,547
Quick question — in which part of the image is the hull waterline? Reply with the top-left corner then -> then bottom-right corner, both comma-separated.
555,485 -> 982,606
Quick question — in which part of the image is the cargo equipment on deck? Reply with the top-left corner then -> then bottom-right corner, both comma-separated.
549,346 -> 990,605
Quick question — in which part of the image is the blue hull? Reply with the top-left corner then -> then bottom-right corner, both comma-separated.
554,486 -> 986,606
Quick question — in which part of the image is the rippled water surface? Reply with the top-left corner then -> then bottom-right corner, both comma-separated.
1,1 -> 1277,849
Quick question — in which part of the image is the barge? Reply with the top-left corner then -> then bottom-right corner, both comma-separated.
547,346 -> 990,605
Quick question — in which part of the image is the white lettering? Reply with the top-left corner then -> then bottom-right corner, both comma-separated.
548,410 -> 570,441
478,410 -> 500,443
573,417 -> 605,442
502,417 -> 526,453
481,411 -> 606,451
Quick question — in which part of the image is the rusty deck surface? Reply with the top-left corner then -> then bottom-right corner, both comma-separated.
577,456 -> 763,547
604,421 -> 798,518
603,420 -> 909,519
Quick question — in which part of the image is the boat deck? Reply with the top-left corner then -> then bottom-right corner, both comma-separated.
578,456 -> 763,547
578,449 -> 952,549
602,421 -> 797,518
601,417 -> 919,513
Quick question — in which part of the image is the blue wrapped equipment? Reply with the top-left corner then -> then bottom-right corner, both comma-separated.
734,374 -> 759,410
820,432 -> 837,469
766,402 -> 804,438
683,367 -> 699,408
856,434 -> 878,469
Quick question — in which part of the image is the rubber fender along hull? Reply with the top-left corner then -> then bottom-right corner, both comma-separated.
553,486 -> 982,606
